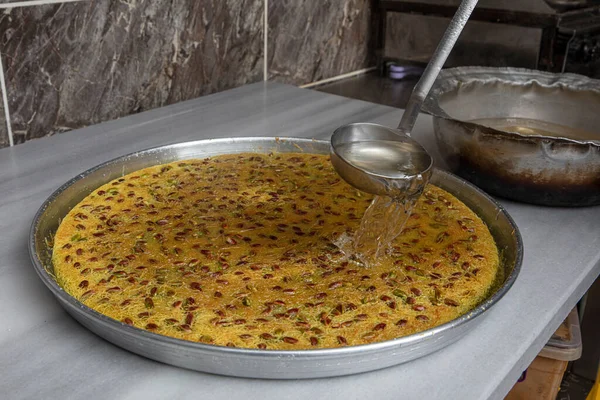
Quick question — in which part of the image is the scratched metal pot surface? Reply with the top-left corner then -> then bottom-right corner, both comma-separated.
29,137 -> 522,379
422,67 -> 600,207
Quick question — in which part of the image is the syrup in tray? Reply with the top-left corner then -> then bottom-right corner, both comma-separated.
333,140 -> 429,267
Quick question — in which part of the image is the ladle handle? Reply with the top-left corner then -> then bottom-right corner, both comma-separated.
397,0 -> 479,135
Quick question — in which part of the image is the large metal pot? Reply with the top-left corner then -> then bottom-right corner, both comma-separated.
422,67 -> 600,207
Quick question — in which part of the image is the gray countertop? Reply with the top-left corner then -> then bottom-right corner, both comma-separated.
1,82 -> 599,400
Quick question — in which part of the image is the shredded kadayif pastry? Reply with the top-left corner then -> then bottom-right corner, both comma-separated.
53,152 -> 500,350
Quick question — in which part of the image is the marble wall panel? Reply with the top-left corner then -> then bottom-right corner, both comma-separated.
267,0 -> 374,85
0,0 -> 263,143
0,102 -> 5,148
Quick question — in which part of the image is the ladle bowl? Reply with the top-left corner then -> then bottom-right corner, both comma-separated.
330,123 -> 433,198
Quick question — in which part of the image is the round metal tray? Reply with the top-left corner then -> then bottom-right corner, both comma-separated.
29,137 -> 523,379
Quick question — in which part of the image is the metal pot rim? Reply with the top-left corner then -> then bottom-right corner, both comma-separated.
423,66 -> 600,146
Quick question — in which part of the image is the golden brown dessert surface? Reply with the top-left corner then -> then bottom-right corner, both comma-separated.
53,153 -> 500,350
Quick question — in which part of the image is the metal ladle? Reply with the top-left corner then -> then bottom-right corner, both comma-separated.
330,0 -> 479,198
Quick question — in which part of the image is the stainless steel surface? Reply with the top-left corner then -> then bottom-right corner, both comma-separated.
380,0 -> 600,79
384,13 -> 543,70
422,66 -> 600,206
398,0 -> 478,133
30,137 -> 522,379
388,0 -> 596,14
330,123 -> 433,197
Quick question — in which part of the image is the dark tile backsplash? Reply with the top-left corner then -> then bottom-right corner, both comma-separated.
267,0 -> 373,85
0,0 -> 377,149
0,0 -> 264,145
